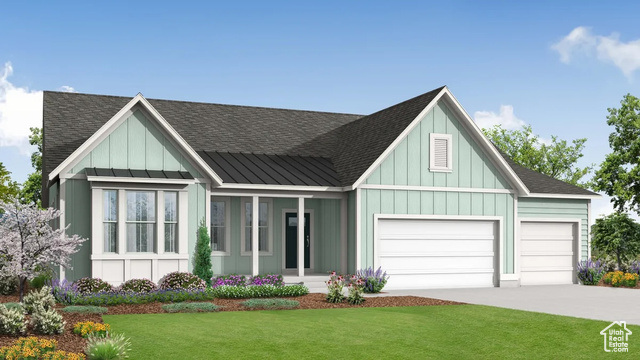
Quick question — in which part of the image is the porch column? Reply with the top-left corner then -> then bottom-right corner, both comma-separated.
252,196 -> 259,276
297,197 -> 305,277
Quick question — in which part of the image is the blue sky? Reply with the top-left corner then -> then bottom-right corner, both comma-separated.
1,1 -> 640,218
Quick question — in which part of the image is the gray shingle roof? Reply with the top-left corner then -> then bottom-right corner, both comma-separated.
43,88 -> 596,199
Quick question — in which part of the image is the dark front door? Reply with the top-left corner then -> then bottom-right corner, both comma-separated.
285,212 -> 311,269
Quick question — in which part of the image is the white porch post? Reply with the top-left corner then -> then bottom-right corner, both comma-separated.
340,195 -> 348,274
298,197 -> 305,277
252,196 -> 259,276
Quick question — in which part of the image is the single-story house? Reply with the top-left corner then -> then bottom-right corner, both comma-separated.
42,86 -> 598,290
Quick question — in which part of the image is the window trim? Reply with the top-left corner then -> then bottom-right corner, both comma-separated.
240,197 -> 273,256
429,133 -> 453,173
210,196 -> 231,256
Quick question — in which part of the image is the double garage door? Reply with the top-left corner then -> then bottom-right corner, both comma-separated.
377,218 -> 577,290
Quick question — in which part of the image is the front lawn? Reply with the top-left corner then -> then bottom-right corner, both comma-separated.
104,305 -> 638,359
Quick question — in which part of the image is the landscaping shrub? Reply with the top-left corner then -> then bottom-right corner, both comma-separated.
630,260 -> 640,275
356,266 -> 389,293
53,285 -> 214,306
210,284 -> 309,299
0,275 -> 18,296
346,275 -> 365,305
73,321 -> 110,338
624,272 -> 639,287
162,302 -> 220,313
23,286 -> 56,314
0,337 -> 86,360
193,221 -> 213,286
211,274 -> 247,288
74,278 -> 115,295
577,259 -> 606,285
61,306 -> 108,314
0,304 -> 26,336
29,270 -> 53,291
84,333 -> 131,360
119,278 -> 156,293
603,271 -> 638,287
158,272 -> 206,291
30,308 -> 65,335
325,272 -> 345,303
249,274 -> 284,287
241,298 -> 299,310
2,303 -> 23,312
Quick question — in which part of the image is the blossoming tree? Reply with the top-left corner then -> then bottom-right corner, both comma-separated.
0,199 -> 86,300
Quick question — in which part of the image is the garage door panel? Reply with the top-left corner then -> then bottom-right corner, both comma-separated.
379,239 -> 494,254
378,218 -> 497,290
521,254 -> 573,269
521,240 -> 573,253
521,222 -> 573,237
520,271 -> 574,285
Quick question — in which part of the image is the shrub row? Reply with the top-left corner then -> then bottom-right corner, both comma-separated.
0,287 -> 65,336
209,284 -> 309,299
162,302 -> 220,313
211,273 -> 284,288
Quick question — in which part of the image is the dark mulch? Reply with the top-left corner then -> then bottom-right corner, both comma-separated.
0,292 -> 461,353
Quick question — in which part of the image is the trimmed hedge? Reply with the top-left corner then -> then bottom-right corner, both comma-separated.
210,284 -> 308,299
162,302 -> 220,313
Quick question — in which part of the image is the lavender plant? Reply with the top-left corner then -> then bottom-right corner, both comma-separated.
211,274 -> 247,288
356,266 -> 389,293
0,199 -> 87,301
577,259 -> 606,285
630,260 -> 640,275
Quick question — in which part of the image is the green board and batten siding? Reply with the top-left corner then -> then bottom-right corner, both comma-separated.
59,109 -> 205,280
517,198 -> 589,260
360,101 -> 517,274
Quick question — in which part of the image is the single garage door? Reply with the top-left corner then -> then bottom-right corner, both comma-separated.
377,218 -> 497,290
520,221 -> 576,285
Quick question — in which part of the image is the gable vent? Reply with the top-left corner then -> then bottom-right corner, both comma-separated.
433,138 -> 449,168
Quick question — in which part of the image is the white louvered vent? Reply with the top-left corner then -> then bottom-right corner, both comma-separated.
430,133 -> 452,172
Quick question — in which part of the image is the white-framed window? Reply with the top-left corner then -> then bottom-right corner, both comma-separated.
240,198 -> 273,256
103,190 -> 118,253
429,133 -> 453,172
164,192 -> 178,253
126,191 -> 156,252
210,197 -> 231,255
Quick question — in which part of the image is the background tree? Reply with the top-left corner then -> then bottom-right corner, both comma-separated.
0,199 -> 86,300
483,125 -> 592,188
193,220 -> 213,286
19,127 -> 42,208
0,162 -> 19,204
592,94 -> 640,214
591,212 -> 640,270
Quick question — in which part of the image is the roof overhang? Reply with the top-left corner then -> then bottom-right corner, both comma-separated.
47,93 -> 224,186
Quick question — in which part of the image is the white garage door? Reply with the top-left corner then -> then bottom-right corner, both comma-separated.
520,221 -> 576,285
377,218 -> 497,290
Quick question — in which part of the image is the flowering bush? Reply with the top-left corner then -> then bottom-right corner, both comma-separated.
158,272 -> 206,291
624,272 -> 639,287
73,278 -> 114,295
23,286 -> 56,314
0,275 -> 18,296
326,272 -> 345,303
0,337 -> 86,360
73,321 -> 110,338
249,274 -> 284,287
577,259 -> 606,285
603,271 -> 638,287
346,275 -> 365,305
630,260 -> 640,275
211,274 -> 247,288
356,267 -> 389,293
119,278 -> 156,293
209,284 -> 308,299
0,304 -> 26,336
30,308 -> 65,335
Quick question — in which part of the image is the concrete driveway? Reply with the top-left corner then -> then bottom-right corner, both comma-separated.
383,285 -> 640,325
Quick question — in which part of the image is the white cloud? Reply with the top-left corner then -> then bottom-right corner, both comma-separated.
473,105 -> 525,130
0,62 -> 43,155
57,85 -> 76,93
552,26 -> 640,78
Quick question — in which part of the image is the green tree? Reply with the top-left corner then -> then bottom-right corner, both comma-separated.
591,212 -> 640,270
483,125 -> 592,188
193,220 -> 213,286
19,127 -> 42,208
592,94 -> 640,213
0,162 -> 19,203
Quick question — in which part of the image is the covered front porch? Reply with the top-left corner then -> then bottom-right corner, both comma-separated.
208,188 -> 352,277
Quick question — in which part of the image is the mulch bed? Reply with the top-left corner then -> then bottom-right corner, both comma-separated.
0,292 -> 462,353
596,280 -> 640,289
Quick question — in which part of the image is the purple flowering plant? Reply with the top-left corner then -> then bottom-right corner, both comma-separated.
577,259 -> 606,285
356,267 -> 389,293
211,274 -> 247,288
249,274 -> 284,287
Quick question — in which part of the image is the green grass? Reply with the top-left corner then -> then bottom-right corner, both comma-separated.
104,305 -> 639,359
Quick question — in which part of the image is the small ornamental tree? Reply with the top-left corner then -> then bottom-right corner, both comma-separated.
591,212 -> 640,271
0,199 -> 86,301
193,220 -> 213,286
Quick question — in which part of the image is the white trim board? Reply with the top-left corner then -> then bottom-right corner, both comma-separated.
349,87 -> 530,195
522,193 -> 601,200
48,94 -> 223,185
86,176 -> 195,185
359,184 -> 514,194
280,208 -> 315,271
218,183 -> 344,192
